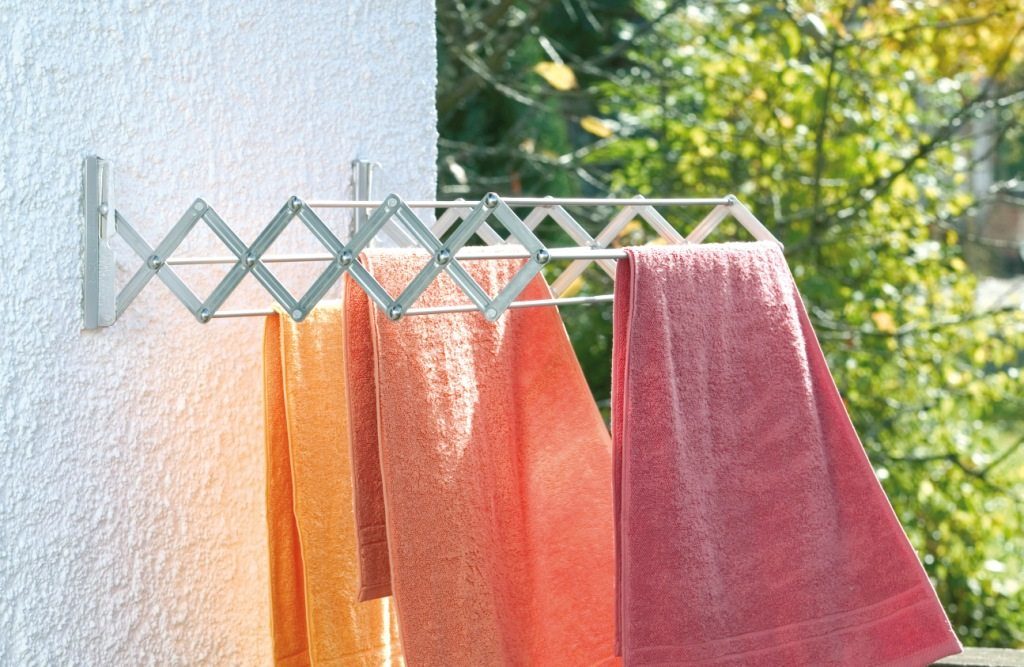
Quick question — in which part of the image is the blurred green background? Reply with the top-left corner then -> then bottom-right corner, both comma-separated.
437,0 -> 1023,647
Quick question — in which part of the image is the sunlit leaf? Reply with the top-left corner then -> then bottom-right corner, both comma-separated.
780,22 -> 801,57
805,13 -> 828,39
560,275 -> 585,298
533,61 -> 577,91
872,311 -> 898,334
580,115 -> 614,138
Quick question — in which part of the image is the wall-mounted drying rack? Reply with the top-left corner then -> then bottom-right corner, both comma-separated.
82,155 -> 780,329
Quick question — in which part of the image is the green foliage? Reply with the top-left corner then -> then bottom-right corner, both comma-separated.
437,0 -> 640,199
438,0 -> 1024,646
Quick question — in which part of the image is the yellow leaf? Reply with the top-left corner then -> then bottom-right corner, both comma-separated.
533,61 -> 577,91
950,257 -> 966,272
560,275 -> 586,298
580,115 -> 613,138
615,219 -> 643,244
871,311 -> 897,334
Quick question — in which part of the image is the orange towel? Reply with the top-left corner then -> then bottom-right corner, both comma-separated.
344,248 -> 619,666
263,305 -> 403,666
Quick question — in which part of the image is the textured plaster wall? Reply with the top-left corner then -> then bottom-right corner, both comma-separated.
0,2 -> 436,664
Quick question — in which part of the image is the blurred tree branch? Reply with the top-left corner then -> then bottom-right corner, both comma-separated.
437,0 -> 1024,644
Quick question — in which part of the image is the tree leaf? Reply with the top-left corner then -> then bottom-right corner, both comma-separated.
872,311 -> 897,334
806,13 -> 828,39
533,61 -> 578,91
780,22 -> 801,57
580,115 -> 614,138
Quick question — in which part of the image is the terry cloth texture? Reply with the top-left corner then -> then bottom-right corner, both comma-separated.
264,306 -> 403,666
346,248 -> 620,666
611,242 -> 961,666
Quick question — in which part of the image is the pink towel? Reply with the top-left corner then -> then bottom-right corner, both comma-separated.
345,248 -> 619,666
611,242 -> 961,666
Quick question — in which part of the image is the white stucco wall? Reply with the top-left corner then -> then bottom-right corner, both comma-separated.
0,2 -> 437,664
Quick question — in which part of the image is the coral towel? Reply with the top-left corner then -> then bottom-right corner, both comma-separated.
345,248 -> 619,666
611,243 -> 961,666
264,306 -> 403,666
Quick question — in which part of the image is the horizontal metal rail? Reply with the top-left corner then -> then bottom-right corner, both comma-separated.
305,197 -> 733,209
165,247 -> 630,266
209,293 -> 616,319
405,293 -> 615,315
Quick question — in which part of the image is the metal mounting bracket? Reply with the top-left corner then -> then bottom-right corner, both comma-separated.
351,158 -> 380,236
83,156 -> 116,329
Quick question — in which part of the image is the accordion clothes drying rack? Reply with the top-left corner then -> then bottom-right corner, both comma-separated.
81,156 -> 780,328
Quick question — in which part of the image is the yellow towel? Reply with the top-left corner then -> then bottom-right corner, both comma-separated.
263,304 -> 403,666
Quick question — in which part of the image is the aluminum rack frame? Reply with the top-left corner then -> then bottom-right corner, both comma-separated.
81,155 -> 779,329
